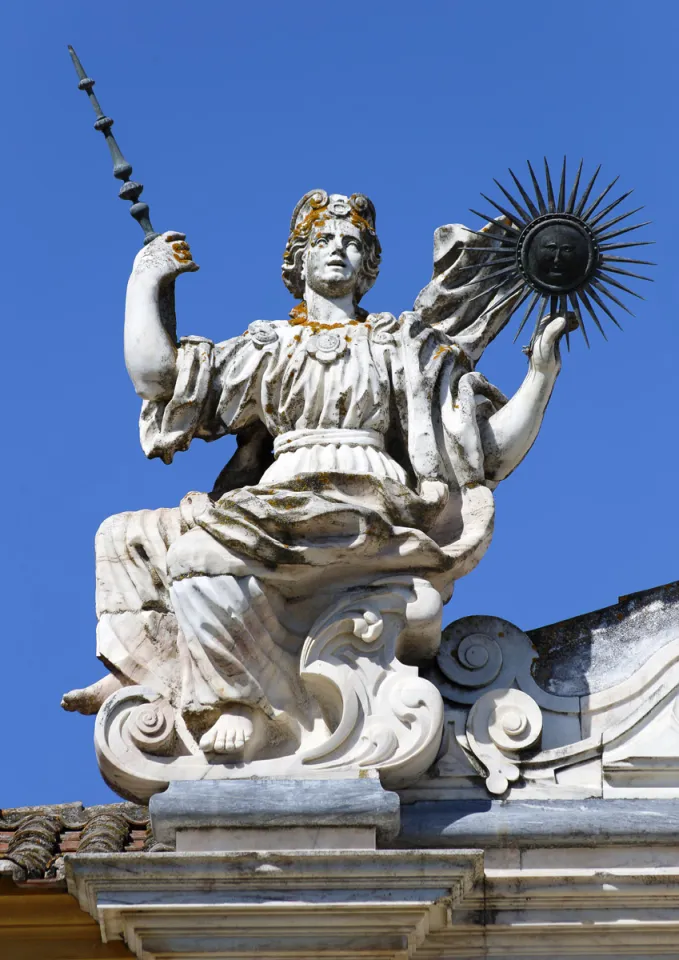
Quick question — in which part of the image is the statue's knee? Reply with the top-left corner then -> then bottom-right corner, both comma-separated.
167,528 -> 242,582
167,528 -> 213,582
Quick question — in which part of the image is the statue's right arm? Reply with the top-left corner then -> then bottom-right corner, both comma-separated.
124,231 -> 199,401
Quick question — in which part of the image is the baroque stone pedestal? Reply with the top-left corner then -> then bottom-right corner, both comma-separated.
59,584 -> 679,958
66,777 -> 480,959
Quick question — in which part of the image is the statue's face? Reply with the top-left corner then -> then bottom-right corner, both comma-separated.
528,222 -> 591,290
304,218 -> 364,298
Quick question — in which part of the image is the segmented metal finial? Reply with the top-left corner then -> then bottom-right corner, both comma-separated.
68,46 -> 159,244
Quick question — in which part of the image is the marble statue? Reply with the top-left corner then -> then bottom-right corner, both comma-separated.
63,190 -> 571,799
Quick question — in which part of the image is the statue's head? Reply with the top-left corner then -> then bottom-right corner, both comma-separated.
282,191 -> 381,304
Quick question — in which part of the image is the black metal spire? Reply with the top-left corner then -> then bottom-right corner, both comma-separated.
68,46 -> 159,245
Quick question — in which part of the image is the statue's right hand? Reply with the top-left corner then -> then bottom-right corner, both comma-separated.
131,231 -> 200,283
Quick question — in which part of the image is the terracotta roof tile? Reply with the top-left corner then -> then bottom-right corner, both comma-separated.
0,802 -> 158,885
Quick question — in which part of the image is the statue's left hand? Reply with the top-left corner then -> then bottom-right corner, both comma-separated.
530,312 -> 578,376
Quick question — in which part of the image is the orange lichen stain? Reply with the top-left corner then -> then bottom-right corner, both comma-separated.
285,198 -> 375,251
433,344 -> 454,360
288,301 -> 369,334
430,341 -> 473,371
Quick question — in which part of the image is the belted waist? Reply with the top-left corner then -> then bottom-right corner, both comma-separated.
273,428 -> 385,458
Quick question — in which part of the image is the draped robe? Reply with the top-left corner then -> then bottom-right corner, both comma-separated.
95,224 -> 516,724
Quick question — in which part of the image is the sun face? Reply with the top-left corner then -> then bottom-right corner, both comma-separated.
464,159 -> 654,346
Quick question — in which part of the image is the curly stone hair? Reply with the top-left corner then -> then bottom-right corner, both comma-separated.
282,190 -> 382,303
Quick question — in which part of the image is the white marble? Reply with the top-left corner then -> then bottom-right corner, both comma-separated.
63,191 -> 568,800
65,841 -> 679,958
65,849 -> 481,960
175,825 -> 376,851
402,610 -> 679,801
149,777 -> 400,848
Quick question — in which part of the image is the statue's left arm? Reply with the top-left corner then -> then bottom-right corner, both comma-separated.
479,315 -> 569,482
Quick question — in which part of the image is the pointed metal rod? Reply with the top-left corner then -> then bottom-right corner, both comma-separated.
469,210 -> 520,237
513,289 -> 540,342
508,167 -> 540,218
579,288 -> 610,338
557,157 -> 567,212
527,160 -> 547,215
566,159 -> 583,214
68,45 -> 159,244
568,291 -> 590,348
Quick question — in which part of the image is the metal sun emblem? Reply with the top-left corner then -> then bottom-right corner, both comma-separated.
465,158 -> 654,346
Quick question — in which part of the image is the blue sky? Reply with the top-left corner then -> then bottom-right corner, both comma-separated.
1,1 -> 676,806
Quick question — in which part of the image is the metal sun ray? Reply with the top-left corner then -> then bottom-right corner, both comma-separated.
467,158 -> 653,346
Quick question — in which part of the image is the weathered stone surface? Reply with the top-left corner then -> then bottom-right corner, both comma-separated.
530,580 -> 679,696
150,778 -> 400,848
397,798 -> 679,848
65,848 -> 482,960
0,802 -> 150,883
64,190 -> 569,800
65,841 -> 679,958
405,597 -> 679,801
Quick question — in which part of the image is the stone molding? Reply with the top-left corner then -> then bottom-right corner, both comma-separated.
443,844 -> 679,959
64,842 -> 679,958
65,849 -> 481,960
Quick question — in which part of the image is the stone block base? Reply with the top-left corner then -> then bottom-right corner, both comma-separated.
149,776 -> 400,850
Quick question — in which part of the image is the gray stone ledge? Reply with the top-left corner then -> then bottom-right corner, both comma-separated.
151,778 -> 401,846
397,798 -> 679,848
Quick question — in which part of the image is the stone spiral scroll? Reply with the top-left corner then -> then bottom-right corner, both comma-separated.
94,576 -> 446,801
467,688 -> 543,794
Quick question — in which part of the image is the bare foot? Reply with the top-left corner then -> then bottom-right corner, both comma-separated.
199,705 -> 254,755
61,674 -> 123,715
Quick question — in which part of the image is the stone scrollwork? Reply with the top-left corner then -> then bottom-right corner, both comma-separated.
300,576 -> 445,788
467,688 -> 543,795
437,631 -> 503,689
95,688 -> 186,802
127,698 -> 176,756
94,576 -> 445,801
401,608 -> 679,802
434,616 -> 551,794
